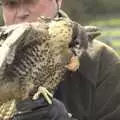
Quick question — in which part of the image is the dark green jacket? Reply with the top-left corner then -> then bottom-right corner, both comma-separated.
54,38 -> 120,120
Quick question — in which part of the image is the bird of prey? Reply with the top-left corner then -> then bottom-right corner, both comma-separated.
0,17 -> 101,119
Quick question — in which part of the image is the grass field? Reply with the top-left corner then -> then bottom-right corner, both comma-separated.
90,18 -> 120,27
89,17 -> 120,55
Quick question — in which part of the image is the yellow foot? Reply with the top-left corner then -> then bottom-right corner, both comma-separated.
32,87 -> 53,104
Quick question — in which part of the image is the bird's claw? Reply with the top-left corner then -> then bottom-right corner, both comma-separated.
32,86 -> 53,104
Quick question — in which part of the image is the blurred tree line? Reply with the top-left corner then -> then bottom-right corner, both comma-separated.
0,0 -> 120,25
62,0 -> 120,24
0,6 -> 4,26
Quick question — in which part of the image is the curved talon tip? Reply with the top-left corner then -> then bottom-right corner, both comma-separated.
32,87 -> 53,104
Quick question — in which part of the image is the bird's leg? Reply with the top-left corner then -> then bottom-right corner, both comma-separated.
32,86 -> 53,104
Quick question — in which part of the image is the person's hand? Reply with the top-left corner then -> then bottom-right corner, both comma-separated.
12,98 -> 72,120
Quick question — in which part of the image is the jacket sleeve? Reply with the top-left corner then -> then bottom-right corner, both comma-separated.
54,40 -> 120,120
12,98 -> 79,120
95,41 -> 120,120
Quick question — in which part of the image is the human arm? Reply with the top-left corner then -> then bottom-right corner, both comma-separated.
12,98 -> 78,120
95,41 -> 120,120
54,40 -> 120,120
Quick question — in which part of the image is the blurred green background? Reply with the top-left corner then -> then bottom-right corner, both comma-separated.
0,0 -> 120,54
62,0 -> 120,55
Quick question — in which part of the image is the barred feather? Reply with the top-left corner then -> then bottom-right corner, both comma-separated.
0,17 -> 88,119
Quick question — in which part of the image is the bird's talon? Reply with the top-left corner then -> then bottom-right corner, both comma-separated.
32,87 -> 53,104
